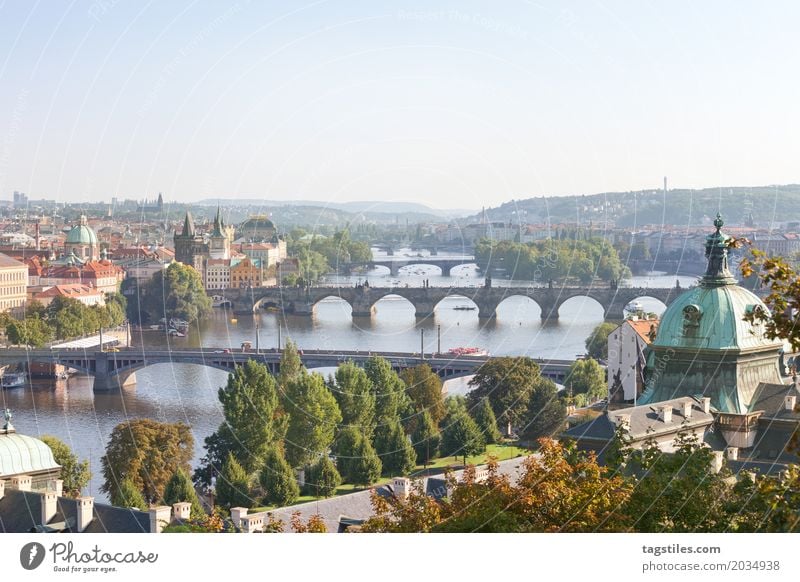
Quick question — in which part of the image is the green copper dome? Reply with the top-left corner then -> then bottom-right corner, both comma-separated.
65,216 -> 98,246
639,214 -> 784,414
0,433 -> 60,477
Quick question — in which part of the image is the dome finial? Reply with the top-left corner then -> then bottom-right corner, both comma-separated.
703,213 -> 736,286
714,213 -> 724,231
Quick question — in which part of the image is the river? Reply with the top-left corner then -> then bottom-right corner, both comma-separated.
1,252 -> 697,500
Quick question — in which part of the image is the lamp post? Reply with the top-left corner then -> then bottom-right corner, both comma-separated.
420,328 -> 424,361
254,310 -> 260,352
437,325 -> 441,355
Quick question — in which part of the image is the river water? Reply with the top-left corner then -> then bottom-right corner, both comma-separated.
1,250 -> 697,499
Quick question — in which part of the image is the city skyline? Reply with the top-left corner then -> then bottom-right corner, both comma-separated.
1,1 -> 799,207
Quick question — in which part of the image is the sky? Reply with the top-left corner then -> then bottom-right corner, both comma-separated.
0,0 -> 798,209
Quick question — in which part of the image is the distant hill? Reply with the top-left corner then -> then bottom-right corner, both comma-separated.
469,184 -> 800,228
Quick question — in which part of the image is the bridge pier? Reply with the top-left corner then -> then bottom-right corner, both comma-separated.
604,304 -> 627,322
93,370 -> 137,392
477,304 -> 496,319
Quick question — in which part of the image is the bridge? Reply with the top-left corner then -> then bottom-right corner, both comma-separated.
344,256 -> 476,276
0,347 -> 574,392
222,283 -> 684,320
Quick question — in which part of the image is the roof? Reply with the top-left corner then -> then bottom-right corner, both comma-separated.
626,319 -> 659,345
36,284 -> 102,299
0,489 -> 150,533
0,253 -> 26,269
65,217 -> 98,246
0,432 -> 60,477
751,382 -> 800,420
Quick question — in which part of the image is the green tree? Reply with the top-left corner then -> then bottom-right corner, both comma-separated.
277,340 -> 303,390
144,261 -> 211,324
400,364 -> 445,425
335,427 -> 382,487
333,362 -> 376,437
6,315 -> 53,347
100,419 -> 194,504
111,478 -> 147,510
564,358 -> 606,402
411,409 -> 440,465
40,435 -> 91,497
104,292 -> 127,327
440,410 -> 486,465
215,453 -> 252,509
585,322 -> 617,360
162,468 -> 205,519
258,446 -> 300,507
284,372 -> 342,468
470,397 -> 502,444
364,356 -> 410,424
519,378 -> 566,441
200,361 -> 282,478
47,296 -> 88,339
468,357 -> 543,431
304,456 -> 342,498
373,419 -> 416,476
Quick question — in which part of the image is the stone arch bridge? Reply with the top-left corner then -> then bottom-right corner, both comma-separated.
0,348 -> 574,392
224,284 -> 683,321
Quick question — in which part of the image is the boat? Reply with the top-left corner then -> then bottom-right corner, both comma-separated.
625,300 -> 644,313
448,347 -> 489,357
1,372 -> 26,389
167,328 -> 186,337
453,305 -> 476,311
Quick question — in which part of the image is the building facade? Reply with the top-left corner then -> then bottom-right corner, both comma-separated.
0,253 -> 28,315
607,318 -> 659,403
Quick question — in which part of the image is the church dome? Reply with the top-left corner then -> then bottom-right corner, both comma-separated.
238,215 -> 275,240
0,432 -> 60,477
65,216 -> 98,246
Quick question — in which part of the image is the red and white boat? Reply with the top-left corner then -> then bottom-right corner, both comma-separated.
448,347 -> 489,357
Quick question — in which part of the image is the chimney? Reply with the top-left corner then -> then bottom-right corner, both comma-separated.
47,479 -> 64,497
726,447 -> 739,461
681,400 -> 693,419
149,505 -> 172,533
659,404 -> 673,423
172,502 -> 191,521
239,512 -> 265,533
711,451 -> 724,474
41,491 -> 58,525
701,397 -> 711,414
785,394 -> 797,412
0,480 -> 5,499
76,497 -> 94,532
392,477 -> 411,501
10,474 -> 32,491
230,507 -> 248,529
614,414 -> 631,430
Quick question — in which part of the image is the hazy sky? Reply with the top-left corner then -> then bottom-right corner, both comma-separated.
0,1 -> 798,208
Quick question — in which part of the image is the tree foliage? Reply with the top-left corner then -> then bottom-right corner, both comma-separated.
335,426 -> 382,486
565,358 -> 606,402
100,419 -> 194,504
400,364 -> 445,425
333,362 -> 376,438
215,453 -> 252,509
519,378 -> 566,441
163,468 -> 205,519
284,372 -> 342,468
585,322 -> 617,360
440,409 -> 485,464
468,357 -> 543,429
259,446 -> 300,507
470,397 -> 502,444
373,418 -> 416,476
41,435 -> 91,497
364,356 -> 409,424
411,409 -> 440,465
111,478 -> 147,510
138,261 -> 211,324
304,456 -> 342,498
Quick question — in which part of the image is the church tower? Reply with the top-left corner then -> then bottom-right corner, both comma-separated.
174,211 -> 208,272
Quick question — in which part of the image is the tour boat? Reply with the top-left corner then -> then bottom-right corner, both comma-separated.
1,372 -> 26,389
453,305 -> 476,311
448,347 -> 489,357
625,300 -> 644,313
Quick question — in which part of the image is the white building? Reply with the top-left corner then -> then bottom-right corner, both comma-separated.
607,318 -> 659,403
205,259 -> 231,291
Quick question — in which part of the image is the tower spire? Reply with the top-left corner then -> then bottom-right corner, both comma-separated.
702,213 -> 736,286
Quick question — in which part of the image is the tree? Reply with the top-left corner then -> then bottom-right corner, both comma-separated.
259,446 -> 300,507
470,397 -> 502,444
47,296 -> 88,339
362,439 -> 632,532
373,419 -> 416,476
564,358 -> 606,402
468,357 -> 543,431
284,372 -> 342,468
215,453 -> 252,509
335,427 -> 382,487
364,356 -> 409,423
411,410 -> 440,465
163,468 -> 205,519
585,322 -> 617,360
440,410 -> 485,465
304,456 -> 342,498
40,435 -> 91,497
201,361 -> 282,477
111,478 -> 147,510
519,379 -> 566,441
100,419 -> 194,504
400,364 -> 445,425
144,261 -> 211,324
333,362 -> 376,438
277,340 -> 303,390
6,315 -> 53,347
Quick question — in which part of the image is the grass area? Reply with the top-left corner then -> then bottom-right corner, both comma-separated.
250,442 -> 530,512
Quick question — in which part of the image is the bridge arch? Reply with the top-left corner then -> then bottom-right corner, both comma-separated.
556,294 -> 605,321
397,263 -> 444,276
311,295 -> 353,316
495,295 -> 543,322
624,294 -> 669,316
433,294 -> 480,315
368,292 -> 417,318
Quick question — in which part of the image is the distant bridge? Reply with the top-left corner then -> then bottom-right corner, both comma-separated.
0,348 -> 574,392
344,256 -> 476,276
222,283 -> 684,321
